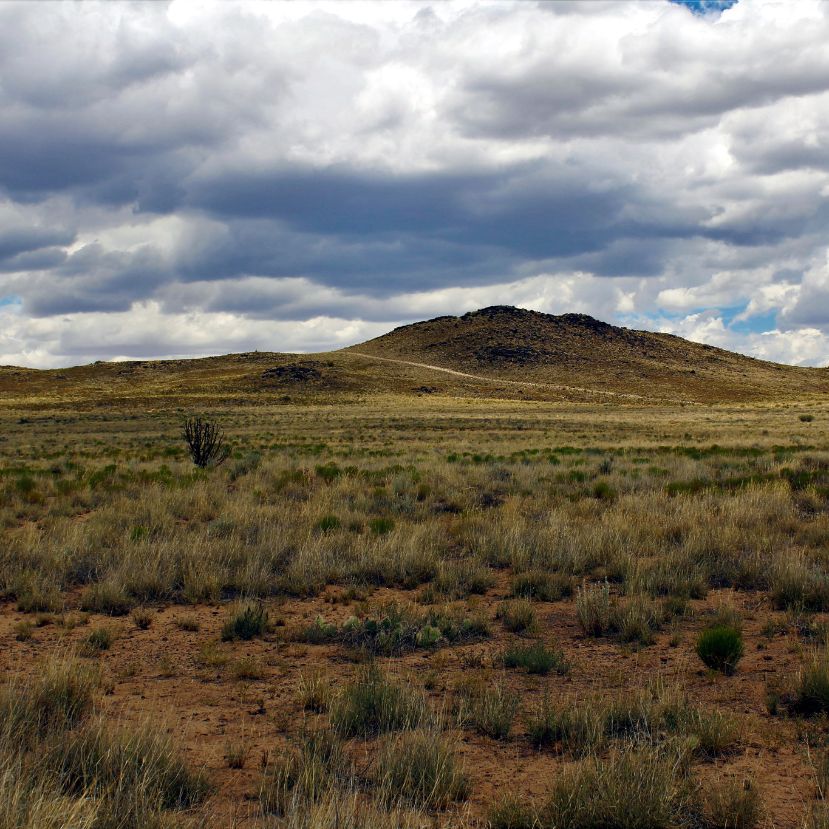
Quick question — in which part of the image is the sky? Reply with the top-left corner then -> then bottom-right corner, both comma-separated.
1,0 -> 829,368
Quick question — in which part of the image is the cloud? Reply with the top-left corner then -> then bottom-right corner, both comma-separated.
0,0 -> 827,367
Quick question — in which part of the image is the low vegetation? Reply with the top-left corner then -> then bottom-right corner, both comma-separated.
0,394 -> 827,826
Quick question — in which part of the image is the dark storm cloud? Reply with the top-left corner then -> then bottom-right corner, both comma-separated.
19,244 -> 173,316
186,164 -> 648,261
0,226 -> 73,263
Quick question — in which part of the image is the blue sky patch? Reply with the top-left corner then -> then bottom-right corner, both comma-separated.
671,0 -> 738,14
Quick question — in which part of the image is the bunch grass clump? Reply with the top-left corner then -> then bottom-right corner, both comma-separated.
503,641 -> 569,676
497,599 -> 537,633
455,678 -> 519,740
793,649 -> 829,715
540,747 -> 685,829
330,665 -> 428,738
511,570 -> 572,602
0,656 -> 209,829
221,600 -> 268,641
696,625 -> 744,674
376,729 -> 470,808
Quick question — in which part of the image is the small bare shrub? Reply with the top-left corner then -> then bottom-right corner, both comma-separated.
183,416 -> 230,468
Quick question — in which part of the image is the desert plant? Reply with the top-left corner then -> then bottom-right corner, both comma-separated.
297,670 -> 332,712
431,558 -> 494,598
456,678 -> 519,740
696,625 -> 744,674
81,626 -> 115,655
231,656 -> 265,680
794,650 -> 829,715
0,657 -> 97,741
225,740 -> 248,769
221,601 -> 268,641
14,619 -> 34,641
489,796 -> 538,829
132,608 -> 153,630
183,416 -> 229,468
260,728 -> 347,815
79,582 -> 134,616
497,599 -> 537,633
615,595 -> 664,646
369,517 -> 395,535
540,747 -> 684,829
376,729 -> 469,808
576,581 -> 613,636
14,574 -> 63,614
330,665 -> 427,738
511,570 -> 572,602
771,557 -> 829,612
503,641 -> 568,676
697,777 -> 761,829
684,708 -> 742,758
175,614 -> 200,632
58,719 -> 211,816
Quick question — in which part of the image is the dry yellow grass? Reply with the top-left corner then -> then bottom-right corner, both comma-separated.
0,316 -> 828,827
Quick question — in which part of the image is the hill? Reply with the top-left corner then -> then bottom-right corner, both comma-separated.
348,306 -> 829,403
0,306 -> 826,408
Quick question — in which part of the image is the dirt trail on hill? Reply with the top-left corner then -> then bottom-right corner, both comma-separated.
347,350 -> 656,401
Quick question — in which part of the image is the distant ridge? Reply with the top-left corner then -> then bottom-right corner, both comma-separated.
1,306 -> 827,407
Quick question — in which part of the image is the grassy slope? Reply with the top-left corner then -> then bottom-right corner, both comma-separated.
350,306 -> 829,403
1,306 -> 827,408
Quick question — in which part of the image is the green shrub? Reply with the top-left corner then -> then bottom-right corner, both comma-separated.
316,515 -> 341,532
425,606 -> 490,643
81,626 -> 115,655
696,625 -> 744,674
592,480 -> 617,501
369,517 -> 395,535
330,665 -> 427,738
302,616 -> 339,645
315,462 -> 341,483
339,603 -> 419,655
221,601 -> 268,641
503,641 -> 568,676
376,730 -> 469,808
416,625 -> 441,648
